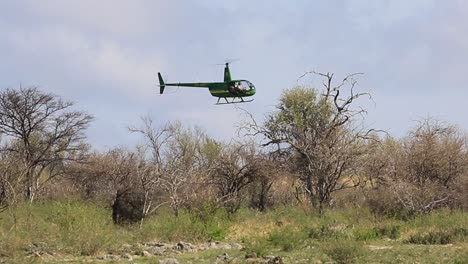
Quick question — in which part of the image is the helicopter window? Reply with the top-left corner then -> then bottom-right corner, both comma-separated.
228,81 -> 254,94
247,81 -> 255,90
238,81 -> 253,92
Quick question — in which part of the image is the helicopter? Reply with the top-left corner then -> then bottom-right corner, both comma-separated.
158,63 -> 256,105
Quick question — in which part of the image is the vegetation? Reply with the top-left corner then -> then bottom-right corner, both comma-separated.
0,203 -> 467,263
0,76 -> 467,263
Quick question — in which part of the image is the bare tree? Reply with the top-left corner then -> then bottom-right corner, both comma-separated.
130,117 -> 211,217
66,147 -> 163,225
243,72 -> 376,211
394,119 -> 467,213
0,153 -> 18,212
0,87 -> 93,202
134,146 -> 165,228
364,118 -> 468,215
212,142 -> 260,213
248,153 -> 282,211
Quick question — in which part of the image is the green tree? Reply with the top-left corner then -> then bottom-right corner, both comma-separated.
248,72 -> 375,210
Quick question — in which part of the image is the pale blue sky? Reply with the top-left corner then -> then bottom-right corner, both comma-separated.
1,1 -> 467,149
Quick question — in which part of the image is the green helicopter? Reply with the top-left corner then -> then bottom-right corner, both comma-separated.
158,63 -> 255,105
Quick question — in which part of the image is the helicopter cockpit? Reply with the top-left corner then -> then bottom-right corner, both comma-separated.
229,80 -> 256,94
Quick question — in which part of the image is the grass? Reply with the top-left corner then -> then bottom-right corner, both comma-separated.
0,201 -> 467,263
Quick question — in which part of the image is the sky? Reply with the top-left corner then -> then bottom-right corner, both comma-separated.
1,1 -> 467,149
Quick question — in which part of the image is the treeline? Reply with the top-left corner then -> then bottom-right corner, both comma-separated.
1,73 -> 467,225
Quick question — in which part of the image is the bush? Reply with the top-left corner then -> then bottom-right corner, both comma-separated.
374,225 -> 401,239
112,189 -> 145,225
308,225 -> 342,240
353,228 -> 378,241
244,239 -> 269,257
405,231 -> 452,245
206,225 -> 227,241
404,228 -> 468,245
268,227 -> 305,252
353,225 -> 400,241
321,239 -> 363,264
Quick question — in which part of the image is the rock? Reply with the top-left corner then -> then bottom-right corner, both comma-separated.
215,252 -> 229,263
175,241 -> 197,252
96,255 -> 120,260
121,243 -> 133,249
40,252 -> 53,258
367,245 -> 393,250
201,242 -> 243,250
144,242 -> 174,255
141,250 -> 151,257
149,247 -> 166,256
122,253 -> 133,261
159,258 -> 180,264
120,244 -> 133,254
144,242 -> 171,247
264,256 -> 283,264
28,242 -> 51,257
205,242 -> 218,249
226,243 -> 243,250
30,242 -> 48,249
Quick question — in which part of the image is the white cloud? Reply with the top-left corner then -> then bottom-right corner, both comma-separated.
24,0 -> 168,36
4,25 -> 163,100
346,0 -> 436,31
92,41 -> 163,98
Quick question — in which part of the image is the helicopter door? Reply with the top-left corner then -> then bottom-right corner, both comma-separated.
228,82 -> 237,93
228,82 -> 242,94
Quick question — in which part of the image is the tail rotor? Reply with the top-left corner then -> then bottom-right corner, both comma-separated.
157,72 -> 165,94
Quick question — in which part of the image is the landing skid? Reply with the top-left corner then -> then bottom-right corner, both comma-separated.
216,97 -> 254,105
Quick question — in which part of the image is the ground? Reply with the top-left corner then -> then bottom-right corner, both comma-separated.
0,202 -> 467,263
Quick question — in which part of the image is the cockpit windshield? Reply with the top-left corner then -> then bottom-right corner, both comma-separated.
228,80 -> 256,94
238,81 -> 255,91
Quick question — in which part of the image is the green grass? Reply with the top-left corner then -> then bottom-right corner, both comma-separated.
0,200 -> 125,257
139,207 -> 231,242
0,201 -> 467,263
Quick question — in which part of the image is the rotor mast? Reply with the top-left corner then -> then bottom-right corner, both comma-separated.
224,63 -> 232,82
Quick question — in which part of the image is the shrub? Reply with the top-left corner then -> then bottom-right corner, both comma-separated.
405,231 -> 452,245
374,225 -> 401,239
206,225 -> 227,241
353,228 -> 378,241
112,189 -> 145,225
404,228 -> 467,245
244,239 -> 269,257
308,225 -> 342,240
322,239 -> 363,264
268,227 -> 305,252
354,225 -> 401,241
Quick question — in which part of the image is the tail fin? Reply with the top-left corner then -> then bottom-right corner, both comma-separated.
158,72 -> 165,94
